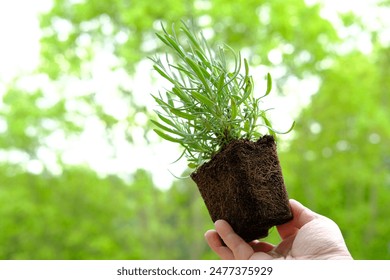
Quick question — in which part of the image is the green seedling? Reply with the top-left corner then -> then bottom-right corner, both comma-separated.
151,21 -> 294,169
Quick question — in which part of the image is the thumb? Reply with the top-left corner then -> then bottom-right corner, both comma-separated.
277,199 -> 318,240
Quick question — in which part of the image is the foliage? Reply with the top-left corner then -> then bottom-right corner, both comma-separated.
151,22 -> 292,168
39,0 -> 338,78
0,165 -> 132,259
0,166 -> 213,259
0,78 -> 213,259
0,0 -> 389,260
280,49 -> 390,259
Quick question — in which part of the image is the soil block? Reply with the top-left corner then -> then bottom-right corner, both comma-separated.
191,135 -> 293,242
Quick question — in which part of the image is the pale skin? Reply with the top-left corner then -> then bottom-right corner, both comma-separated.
204,199 -> 353,260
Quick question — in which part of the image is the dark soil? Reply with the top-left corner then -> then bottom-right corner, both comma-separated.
191,135 -> 293,242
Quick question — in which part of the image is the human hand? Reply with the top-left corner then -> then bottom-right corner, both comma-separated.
204,199 -> 353,260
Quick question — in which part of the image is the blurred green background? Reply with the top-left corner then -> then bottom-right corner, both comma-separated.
0,0 -> 389,259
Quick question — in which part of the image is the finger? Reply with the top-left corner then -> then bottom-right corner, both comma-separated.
204,230 -> 234,259
277,199 -> 317,240
248,240 -> 275,253
290,199 -> 318,226
214,220 -> 254,260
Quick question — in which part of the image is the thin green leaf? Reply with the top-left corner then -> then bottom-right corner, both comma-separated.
151,94 -> 172,112
172,86 -> 191,104
244,58 -> 249,76
151,120 -> 184,136
184,57 -> 211,93
280,121 -> 296,134
155,33 -> 171,49
166,92 -> 174,107
171,149 -> 187,164
153,65 -> 175,84
217,73 -> 225,91
170,108 -> 197,120
168,169 -> 191,179
257,121 -> 295,136
260,113 -> 275,137
190,91 -> 215,108
156,112 -> 176,127
244,120 -> 250,133
237,77 -> 253,106
159,30 -> 186,57
195,50 -> 211,69
153,129 -> 183,143
169,64 -> 195,79
230,98 -> 237,120
265,73 -> 272,96
180,21 -> 202,50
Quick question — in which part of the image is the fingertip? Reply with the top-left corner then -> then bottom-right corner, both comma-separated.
204,229 -> 219,242
204,229 -> 222,246
288,199 -> 303,209
214,219 -> 231,232
214,219 -> 226,226
204,229 -> 216,239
